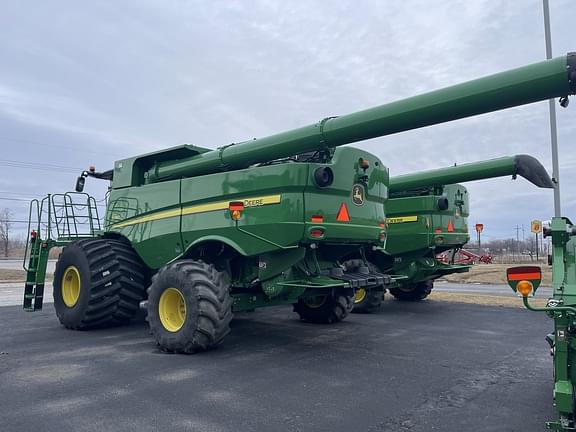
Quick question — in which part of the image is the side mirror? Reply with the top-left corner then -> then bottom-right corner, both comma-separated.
506,266 -> 542,297
75,176 -> 86,192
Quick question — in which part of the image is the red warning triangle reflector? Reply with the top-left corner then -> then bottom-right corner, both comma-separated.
447,219 -> 454,232
336,202 -> 350,222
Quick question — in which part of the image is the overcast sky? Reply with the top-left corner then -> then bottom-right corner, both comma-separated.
0,0 -> 575,241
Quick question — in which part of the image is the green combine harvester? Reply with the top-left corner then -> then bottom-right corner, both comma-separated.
351,155 -> 554,312
23,53 -> 575,353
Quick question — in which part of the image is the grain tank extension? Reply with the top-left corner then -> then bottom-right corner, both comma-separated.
23,53 -> 576,353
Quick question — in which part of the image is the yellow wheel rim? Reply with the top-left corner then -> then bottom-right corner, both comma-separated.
304,296 -> 326,309
159,288 -> 187,332
62,266 -> 81,307
354,288 -> 367,304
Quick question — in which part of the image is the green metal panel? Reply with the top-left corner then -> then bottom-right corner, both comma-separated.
106,146 -> 387,273
113,145 -> 212,189
385,184 -> 469,256
180,162 -> 306,257
105,180 -> 182,269
303,147 -> 387,243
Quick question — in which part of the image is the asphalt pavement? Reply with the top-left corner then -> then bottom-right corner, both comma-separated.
0,296 -> 555,432
0,282 -> 54,307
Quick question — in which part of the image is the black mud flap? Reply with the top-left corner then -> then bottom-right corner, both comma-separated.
326,267 -> 391,289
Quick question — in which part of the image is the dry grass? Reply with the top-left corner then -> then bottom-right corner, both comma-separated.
440,263 -> 551,287
0,269 -> 26,281
0,268 -> 52,282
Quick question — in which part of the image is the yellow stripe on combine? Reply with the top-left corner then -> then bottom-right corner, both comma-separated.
111,194 -> 282,229
112,208 -> 181,228
386,215 -> 418,224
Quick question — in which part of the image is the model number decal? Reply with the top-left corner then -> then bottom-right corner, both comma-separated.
386,216 -> 418,224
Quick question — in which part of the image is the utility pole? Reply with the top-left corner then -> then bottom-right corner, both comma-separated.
543,0 -> 561,216
515,225 -> 521,261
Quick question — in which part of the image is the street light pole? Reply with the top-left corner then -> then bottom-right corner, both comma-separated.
543,0 -> 561,216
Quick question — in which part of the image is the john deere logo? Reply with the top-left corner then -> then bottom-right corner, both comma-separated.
352,184 -> 364,206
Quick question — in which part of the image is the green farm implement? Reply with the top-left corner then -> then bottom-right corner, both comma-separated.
508,219 -> 576,431
24,53 -> 576,353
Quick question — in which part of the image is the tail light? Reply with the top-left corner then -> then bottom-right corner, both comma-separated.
310,228 -> 325,238
229,201 -> 244,220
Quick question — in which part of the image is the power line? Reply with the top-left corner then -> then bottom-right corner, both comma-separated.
0,197 -> 32,202
0,196 -> 106,208
0,159 -> 83,173
0,136 -> 125,158
0,191 -> 44,198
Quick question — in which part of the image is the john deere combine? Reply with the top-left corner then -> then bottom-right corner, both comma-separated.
23,53 -> 575,353
351,155 -> 554,312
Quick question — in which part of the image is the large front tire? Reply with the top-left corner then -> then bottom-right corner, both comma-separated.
146,260 -> 233,354
53,239 -> 148,329
293,292 -> 354,324
389,280 -> 434,301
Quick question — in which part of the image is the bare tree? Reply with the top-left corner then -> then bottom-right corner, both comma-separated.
0,208 -> 12,257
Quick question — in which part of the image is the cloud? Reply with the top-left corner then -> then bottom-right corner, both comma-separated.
0,0 -> 574,240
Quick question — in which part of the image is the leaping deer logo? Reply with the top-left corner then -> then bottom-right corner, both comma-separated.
352,184 -> 364,206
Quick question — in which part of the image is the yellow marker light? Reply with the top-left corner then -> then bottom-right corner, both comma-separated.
516,280 -> 534,297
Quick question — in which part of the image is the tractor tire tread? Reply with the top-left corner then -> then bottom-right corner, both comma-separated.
53,238 -> 147,330
146,260 -> 232,354
389,280 -> 434,301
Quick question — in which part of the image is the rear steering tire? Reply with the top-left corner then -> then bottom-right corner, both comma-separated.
146,260 -> 233,354
342,259 -> 385,313
53,238 -> 148,329
293,292 -> 354,324
389,280 -> 434,301
352,288 -> 384,313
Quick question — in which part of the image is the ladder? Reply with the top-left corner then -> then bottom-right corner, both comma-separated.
22,193 -> 102,311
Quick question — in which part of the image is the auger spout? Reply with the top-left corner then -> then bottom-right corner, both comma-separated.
389,155 -> 554,193
141,53 -> 575,184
